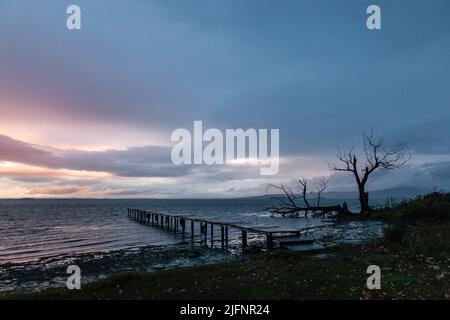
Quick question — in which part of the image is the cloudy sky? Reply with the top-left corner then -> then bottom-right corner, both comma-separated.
0,0 -> 449,198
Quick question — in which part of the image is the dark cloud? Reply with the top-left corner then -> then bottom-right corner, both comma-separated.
427,162 -> 450,180
0,134 -> 269,181
0,134 -> 192,178
1,0 -> 449,156
394,117 -> 450,154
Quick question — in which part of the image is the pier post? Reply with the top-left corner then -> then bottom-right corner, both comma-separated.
225,226 -> 229,249
266,233 -> 273,249
191,221 -> 194,243
200,223 -> 204,246
210,224 -> 214,248
181,219 -> 185,235
221,226 -> 225,249
203,223 -> 208,247
242,230 -> 247,250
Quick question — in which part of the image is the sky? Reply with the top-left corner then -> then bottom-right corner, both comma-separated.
0,0 -> 449,198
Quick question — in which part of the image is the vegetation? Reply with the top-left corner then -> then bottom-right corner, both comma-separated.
377,191 -> 450,257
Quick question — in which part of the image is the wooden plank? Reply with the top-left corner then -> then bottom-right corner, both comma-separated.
275,236 -> 314,245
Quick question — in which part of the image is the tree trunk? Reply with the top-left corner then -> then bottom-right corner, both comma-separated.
358,185 -> 370,214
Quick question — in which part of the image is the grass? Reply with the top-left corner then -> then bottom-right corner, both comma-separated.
2,192 -> 449,300
377,191 -> 450,257
2,243 -> 448,300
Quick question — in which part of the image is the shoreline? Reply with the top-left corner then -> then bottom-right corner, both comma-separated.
2,240 -> 448,300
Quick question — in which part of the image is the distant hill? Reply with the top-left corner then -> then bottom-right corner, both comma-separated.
251,186 -> 432,201
320,186 -> 430,200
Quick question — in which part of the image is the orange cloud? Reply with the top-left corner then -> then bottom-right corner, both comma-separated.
0,162 -> 112,182
24,184 -> 151,197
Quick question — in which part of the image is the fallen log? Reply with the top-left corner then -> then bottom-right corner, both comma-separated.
268,204 -> 352,218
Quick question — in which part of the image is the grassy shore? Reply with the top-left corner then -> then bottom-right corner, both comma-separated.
2,192 -> 449,300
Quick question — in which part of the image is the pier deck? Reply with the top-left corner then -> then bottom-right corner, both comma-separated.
127,208 -> 303,250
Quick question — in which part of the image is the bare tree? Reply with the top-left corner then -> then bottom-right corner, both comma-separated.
330,131 -> 409,214
266,183 -> 301,216
314,177 -> 328,207
266,177 -> 343,218
297,178 -> 311,216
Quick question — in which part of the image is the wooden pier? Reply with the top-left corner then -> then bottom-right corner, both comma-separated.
127,208 -> 302,251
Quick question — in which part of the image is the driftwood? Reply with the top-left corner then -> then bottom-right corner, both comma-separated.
266,180 -> 352,218
268,204 -> 351,218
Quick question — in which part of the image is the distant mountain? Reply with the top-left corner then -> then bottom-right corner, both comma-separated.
252,186 -> 432,201
320,186 -> 430,200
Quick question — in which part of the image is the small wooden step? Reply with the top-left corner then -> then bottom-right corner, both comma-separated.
274,236 -> 314,245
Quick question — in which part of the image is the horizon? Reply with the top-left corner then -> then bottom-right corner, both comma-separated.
0,185 -> 434,200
